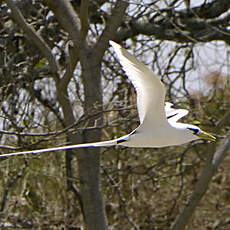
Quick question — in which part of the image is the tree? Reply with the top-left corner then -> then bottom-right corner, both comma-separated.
0,0 -> 229,229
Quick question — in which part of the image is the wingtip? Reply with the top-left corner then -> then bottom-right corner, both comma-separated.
109,40 -> 114,46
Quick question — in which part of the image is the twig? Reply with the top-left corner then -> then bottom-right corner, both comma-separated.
216,109 -> 230,129
0,162 -> 28,212
171,130 -> 230,230
5,0 -> 59,76
101,165 -> 139,230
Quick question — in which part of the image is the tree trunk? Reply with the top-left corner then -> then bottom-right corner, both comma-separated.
78,43 -> 107,230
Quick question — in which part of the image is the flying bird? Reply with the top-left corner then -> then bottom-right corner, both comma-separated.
0,41 -> 215,157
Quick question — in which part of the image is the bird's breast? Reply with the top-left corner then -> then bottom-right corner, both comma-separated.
120,124 -> 194,148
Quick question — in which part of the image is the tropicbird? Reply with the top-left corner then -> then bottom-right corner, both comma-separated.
0,41 -> 215,157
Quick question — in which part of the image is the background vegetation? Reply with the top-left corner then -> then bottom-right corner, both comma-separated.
0,0 -> 229,229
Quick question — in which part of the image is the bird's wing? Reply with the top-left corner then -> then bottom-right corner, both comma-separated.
164,102 -> 189,123
110,41 -> 167,126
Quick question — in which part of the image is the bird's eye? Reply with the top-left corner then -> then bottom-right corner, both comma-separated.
187,127 -> 199,135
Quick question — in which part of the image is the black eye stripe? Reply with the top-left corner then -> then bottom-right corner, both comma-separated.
187,128 -> 199,134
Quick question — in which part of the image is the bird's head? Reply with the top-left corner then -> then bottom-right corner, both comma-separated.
186,125 -> 216,142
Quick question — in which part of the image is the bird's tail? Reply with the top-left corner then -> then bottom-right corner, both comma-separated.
0,137 -> 125,158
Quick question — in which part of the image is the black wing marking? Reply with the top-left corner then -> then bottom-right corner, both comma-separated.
167,113 -> 178,119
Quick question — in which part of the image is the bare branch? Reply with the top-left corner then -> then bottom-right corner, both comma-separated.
46,0 -> 82,92
216,109 -> 230,129
189,0 -> 230,19
171,130 -> 230,230
80,0 -> 89,39
0,163 -> 27,212
95,0 -> 128,59
5,0 -> 59,76
46,0 -> 81,46
117,0 -> 230,44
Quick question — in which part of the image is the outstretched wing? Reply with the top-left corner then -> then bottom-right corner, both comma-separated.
165,102 -> 189,123
110,41 -> 167,127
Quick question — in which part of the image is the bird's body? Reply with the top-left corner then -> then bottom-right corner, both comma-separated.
0,41 -> 215,157
120,123 -> 198,148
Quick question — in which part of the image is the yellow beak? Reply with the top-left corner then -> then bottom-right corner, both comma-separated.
197,131 -> 216,142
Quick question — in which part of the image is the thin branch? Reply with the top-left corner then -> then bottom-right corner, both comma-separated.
46,0 -> 81,46
101,165 -> 139,230
24,85 -> 64,125
171,130 -> 230,230
212,131 -> 230,169
46,0 -> 82,88
70,183 -> 85,221
5,0 -> 59,76
0,106 -> 135,136
95,0 -> 128,60
0,106 -> 136,151
80,0 -> 89,39
117,0 -> 230,44
0,162 -> 28,212
216,109 -> 230,129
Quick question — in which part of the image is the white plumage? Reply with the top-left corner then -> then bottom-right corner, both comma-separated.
0,41 -> 215,157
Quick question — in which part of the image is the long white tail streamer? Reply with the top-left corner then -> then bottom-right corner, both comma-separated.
0,139 -> 121,158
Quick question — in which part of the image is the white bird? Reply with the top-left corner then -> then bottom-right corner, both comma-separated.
0,41 -> 215,157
